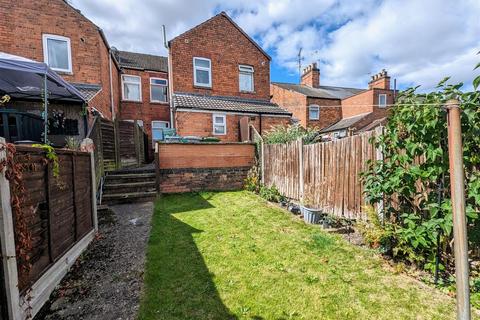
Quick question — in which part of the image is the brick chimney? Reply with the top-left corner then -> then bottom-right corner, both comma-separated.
301,63 -> 320,88
368,69 -> 390,90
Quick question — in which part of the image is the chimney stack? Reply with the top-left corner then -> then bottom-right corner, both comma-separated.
368,69 -> 390,90
301,62 -> 320,88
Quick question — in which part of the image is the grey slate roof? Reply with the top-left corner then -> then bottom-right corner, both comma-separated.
70,83 -> 102,101
357,117 -> 387,132
272,82 -> 365,100
114,50 -> 168,72
320,112 -> 372,133
173,93 -> 292,116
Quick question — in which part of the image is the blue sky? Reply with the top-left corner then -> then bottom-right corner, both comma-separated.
70,0 -> 480,91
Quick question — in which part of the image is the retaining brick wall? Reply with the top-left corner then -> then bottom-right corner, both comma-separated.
159,167 -> 251,193
157,143 -> 255,193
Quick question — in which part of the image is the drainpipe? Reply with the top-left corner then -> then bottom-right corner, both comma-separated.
259,113 -> 263,135
163,25 -> 175,129
108,49 -> 115,120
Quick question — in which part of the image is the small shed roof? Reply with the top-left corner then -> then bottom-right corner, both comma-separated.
0,52 -> 85,103
173,93 -> 291,116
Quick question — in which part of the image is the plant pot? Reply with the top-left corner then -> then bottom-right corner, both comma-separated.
301,206 -> 322,224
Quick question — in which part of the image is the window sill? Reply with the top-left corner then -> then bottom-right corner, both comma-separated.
54,70 -> 73,75
121,100 -> 143,104
240,90 -> 255,94
150,101 -> 169,105
194,85 -> 212,90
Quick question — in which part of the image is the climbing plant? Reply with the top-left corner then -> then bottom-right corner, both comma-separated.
0,143 -> 34,290
362,67 -> 480,274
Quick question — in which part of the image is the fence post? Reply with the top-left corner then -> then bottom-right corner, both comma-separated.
298,137 -> 304,199
0,138 -> 21,320
261,138 -> 265,185
133,120 -> 140,166
155,143 -> 161,194
446,99 -> 471,320
114,118 -> 121,169
82,138 -> 98,232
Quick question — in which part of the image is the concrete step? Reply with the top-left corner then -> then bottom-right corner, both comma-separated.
102,191 -> 157,205
104,181 -> 156,193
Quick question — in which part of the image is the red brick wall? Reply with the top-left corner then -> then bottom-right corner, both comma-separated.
0,0 -> 116,119
270,84 -> 308,126
158,143 -> 255,193
118,69 -> 170,145
306,97 -> 342,130
169,13 -> 270,100
159,143 -> 254,169
175,111 -> 290,142
270,84 -> 341,130
341,89 -> 394,118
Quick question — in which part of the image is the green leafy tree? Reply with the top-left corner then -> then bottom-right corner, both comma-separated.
362,64 -> 480,272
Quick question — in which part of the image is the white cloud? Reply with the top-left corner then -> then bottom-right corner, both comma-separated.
70,0 -> 480,91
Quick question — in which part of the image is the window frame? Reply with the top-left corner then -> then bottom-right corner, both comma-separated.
150,77 -> 168,103
378,93 -> 387,108
308,105 -> 320,120
193,57 -> 212,88
42,34 -> 73,73
239,64 -> 254,92
121,75 -> 142,102
151,120 -> 170,145
212,114 -> 226,135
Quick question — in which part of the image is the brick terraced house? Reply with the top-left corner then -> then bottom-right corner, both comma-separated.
271,63 -> 394,136
114,50 -> 171,153
168,12 -> 292,141
0,0 -> 120,120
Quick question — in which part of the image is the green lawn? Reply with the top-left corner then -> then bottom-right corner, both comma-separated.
139,191 -> 462,320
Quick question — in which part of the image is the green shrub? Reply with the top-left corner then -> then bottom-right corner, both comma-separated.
263,124 -> 319,145
362,66 -> 480,273
244,165 -> 261,193
259,184 -> 284,203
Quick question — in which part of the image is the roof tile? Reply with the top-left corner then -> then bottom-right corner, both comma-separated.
173,93 -> 291,116
114,50 -> 168,73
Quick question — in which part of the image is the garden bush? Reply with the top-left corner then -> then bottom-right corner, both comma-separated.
362,67 -> 480,276
263,123 -> 319,145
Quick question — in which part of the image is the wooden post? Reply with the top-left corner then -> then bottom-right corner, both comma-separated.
261,138 -> 265,185
81,138 -> 98,232
0,137 -> 21,320
446,99 -> 471,320
298,137 -> 304,199
154,143 -> 160,194
114,118 -> 121,169
133,120 -> 140,166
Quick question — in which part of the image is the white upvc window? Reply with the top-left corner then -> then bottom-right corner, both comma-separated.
122,75 -> 142,101
239,64 -> 254,92
212,114 -> 226,135
42,34 -> 72,73
309,105 -> 320,120
152,120 -> 170,145
193,57 -> 212,87
378,94 -> 387,107
150,78 -> 168,102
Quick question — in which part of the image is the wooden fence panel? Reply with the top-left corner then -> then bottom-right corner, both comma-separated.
12,147 -> 94,291
264,130 -> 380,220
264,140 -> 301,200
